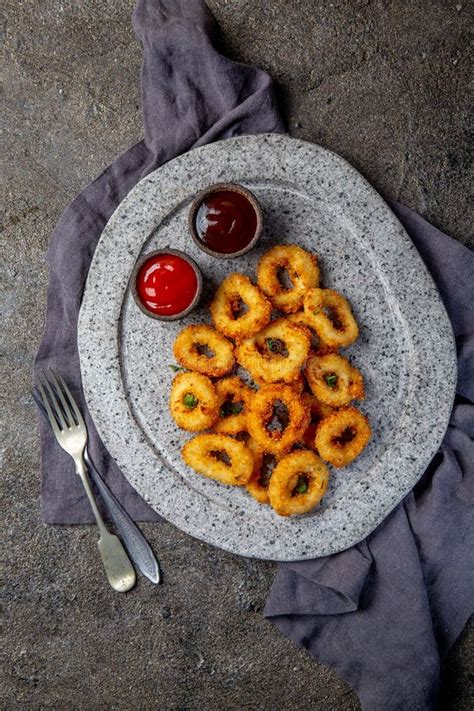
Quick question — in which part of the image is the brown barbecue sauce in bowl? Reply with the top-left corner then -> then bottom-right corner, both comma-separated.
189,183 -> 262,259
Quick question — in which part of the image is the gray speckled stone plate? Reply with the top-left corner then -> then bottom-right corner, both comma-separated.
78,134 -> 456,561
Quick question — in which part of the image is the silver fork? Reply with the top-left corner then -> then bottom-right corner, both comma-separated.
36,368 -> 136,592
32,389 -> 160,585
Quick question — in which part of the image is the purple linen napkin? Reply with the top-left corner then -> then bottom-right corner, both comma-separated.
35,1 -> 473,708
35,0 -> 284,523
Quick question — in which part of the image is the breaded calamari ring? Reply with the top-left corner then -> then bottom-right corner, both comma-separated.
213,413 -> 248,436
247,384 -> 310,455
250,372 -> 306,394
305,353 -> 365,407
300,394 -> 334,450
303,288 -> 359,348
182,433 -> 253,485
246,449 -> 278,504
257,244 -> 320,313
173,324 -> 235,377
213,415 -> 286,507
235,319 -> 311,384
314,406 -> 371,467
169,372 -> 219,431
213,376 -> 252,435
209,273 -> 272,340
286,311 -> 336,357
268,450 -> 329,516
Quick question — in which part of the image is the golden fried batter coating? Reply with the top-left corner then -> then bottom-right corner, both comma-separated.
300,394 -> 334,449
286,310 -> 336,357
171,244 -> 371,514
268,450 -> 329,516
314,406 -> 371,467
209,273 -> 272,340
304,288 -> 359,348
245,448 -> 278,505
182,433 -> 254,485
169,372 -> 219,431
305,353 -> 365,407
250,371 -> 306,394
290,374 -> 306,395
247,384 -> 310,455
173,324 -> 235,377
212,376 -> 252,436
235,319 -> 311,384
257,244 -> 320,313
213,413 -> 248,436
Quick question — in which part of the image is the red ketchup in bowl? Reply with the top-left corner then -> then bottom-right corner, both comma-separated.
135,253 -> 198,316
195,189 -> 258,254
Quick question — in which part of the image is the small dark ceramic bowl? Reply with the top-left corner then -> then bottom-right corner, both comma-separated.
130,248 -> 202,321
188,182 -> 262,259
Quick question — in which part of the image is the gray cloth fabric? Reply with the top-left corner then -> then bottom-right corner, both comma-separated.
35,1 -> 473,709
35,0 -> 284,523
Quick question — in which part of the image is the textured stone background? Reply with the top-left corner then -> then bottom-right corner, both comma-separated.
2,1 -> 472,708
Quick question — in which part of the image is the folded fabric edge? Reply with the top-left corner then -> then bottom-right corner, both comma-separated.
264,545 -> 373,618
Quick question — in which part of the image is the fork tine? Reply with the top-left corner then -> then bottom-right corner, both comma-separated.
51,368 -> 85,428
47,368 -> 78,427
39,372 -> 70,430
33,386 -> 62,429
36,379 -> 62,436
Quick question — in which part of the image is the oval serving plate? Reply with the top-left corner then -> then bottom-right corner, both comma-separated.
78,134 -> 456,561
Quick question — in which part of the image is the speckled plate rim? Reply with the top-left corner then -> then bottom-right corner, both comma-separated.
77,134 -> 456,561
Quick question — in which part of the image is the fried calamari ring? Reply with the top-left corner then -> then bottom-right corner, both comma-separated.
250,372 -> 306,394
209,273 -> 272,340
305,353 -> 364,407
231,434 -> 279,505
300,394 -> 334,449
257,245 -> 320,313
314,406 -> 371,467
235,319 -> 311,384
213,376 -> 252,435
247,384 -> 310,455
286,311 -> 336,357
246,449 -> 278,504
173,324 -> 235,377
304,288 -> 359,348
268,450 -> 329,516
169,372 -> 219,431
213,413 -> 248,436
182,433 -> 253,485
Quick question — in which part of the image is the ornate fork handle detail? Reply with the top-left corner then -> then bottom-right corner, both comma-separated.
85,450 -> 160,584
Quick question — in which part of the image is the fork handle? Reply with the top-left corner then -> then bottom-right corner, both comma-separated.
75,458 -> 136,592
86,454 -> 160,584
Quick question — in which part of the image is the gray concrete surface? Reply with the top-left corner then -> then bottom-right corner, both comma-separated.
2,1 -> 472,708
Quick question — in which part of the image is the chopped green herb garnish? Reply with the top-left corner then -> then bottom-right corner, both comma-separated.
325,374 -> 338,388
295,477 -> 308,494
170,364 -> 186,372
183,393 -> 198,409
